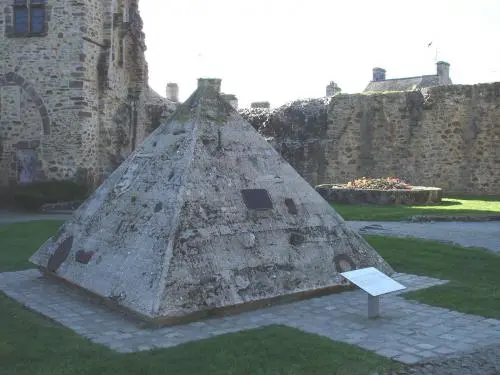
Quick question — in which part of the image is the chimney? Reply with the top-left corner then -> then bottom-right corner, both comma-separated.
436,61 -> 451,85
197,78 -> 222,93
250,101 -> 270,109
326,81 -> 341,97
166,82 -> 179,102
372,67 -> 386,82
221,94 -> 238,109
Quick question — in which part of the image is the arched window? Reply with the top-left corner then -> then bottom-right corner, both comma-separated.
13,0 -> 46,35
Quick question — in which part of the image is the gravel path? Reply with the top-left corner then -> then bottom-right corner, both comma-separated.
348,221 -> 500,253
401,343 -> 500,375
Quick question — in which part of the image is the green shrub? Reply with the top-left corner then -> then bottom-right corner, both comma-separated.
0,180 -> 92,211
11,192 -> 45,211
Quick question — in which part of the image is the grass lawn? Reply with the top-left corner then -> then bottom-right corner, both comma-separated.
1,221 -> 499,374
367,236 -> 500,319
0,221 -> 397,375
332,195 -> 500,221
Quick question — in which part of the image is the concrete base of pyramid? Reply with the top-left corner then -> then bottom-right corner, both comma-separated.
40,267 -> 354,327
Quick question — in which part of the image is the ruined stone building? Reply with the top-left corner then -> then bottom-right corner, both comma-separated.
0,0 -> 176,187
364,61 -> 452,92
326,81 -> 341,97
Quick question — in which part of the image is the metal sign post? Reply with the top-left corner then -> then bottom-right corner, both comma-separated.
341,267 -> 406,319
368,295 -> 380,318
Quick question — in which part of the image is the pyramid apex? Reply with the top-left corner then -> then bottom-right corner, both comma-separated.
197,78 -> 222,93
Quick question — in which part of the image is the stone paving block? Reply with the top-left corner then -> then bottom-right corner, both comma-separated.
423,326 -> 453,336
402,346 -> 421,354
439,333 -> 460,341
461,337 -> 479,344
469,332 -> 494,340
484,318 -> 500,326
376,348 -> 403,358
446,342 -> 475,351
395,354 -> 422,364
434,346 -> 457,355
346,332 -> 369,339
418,350 -> 438,358
416,343 -> 436,350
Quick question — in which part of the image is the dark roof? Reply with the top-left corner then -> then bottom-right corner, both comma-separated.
364,75 -> 440,92
221,93 -> 237,100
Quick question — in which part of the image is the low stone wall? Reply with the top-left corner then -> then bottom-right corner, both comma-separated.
39,200 -> 84,213
316,185 -> 443,205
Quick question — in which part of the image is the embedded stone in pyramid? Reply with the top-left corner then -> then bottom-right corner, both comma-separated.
30,78 -> 393,325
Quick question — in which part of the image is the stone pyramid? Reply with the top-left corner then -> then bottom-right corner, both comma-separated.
30,79 -> 393,325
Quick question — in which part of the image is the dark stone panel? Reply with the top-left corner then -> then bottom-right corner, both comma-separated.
13,141 -> 30,149
289,232 -> 305,246
284,198 -> 298,215
69,81 -> 84,88
241,189 -> 273,210
78,111 -> 93,118
47,236 -> 74,273
75,250 -> 95,265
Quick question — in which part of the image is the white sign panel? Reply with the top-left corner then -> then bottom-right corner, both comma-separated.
341,267 -> 406,297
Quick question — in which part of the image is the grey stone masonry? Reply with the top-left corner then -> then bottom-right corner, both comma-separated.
2,269 -> 500,365
0,0 -> 176,187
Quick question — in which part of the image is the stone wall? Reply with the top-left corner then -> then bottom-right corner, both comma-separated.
0,0 -> 176,187
240,83 -> 500,195
0,0 -> 89,186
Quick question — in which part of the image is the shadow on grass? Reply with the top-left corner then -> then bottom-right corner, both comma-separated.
366,236 -> 500,319
430,200 -> 462,207
333,195 -> 500,221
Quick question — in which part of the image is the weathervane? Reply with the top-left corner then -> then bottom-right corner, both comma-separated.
427,41 -> 439,62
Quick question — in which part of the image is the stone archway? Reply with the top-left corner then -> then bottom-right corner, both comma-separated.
0,72 -> 50,135
0,72 -> 50,184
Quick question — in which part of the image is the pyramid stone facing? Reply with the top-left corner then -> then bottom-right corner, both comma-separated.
30,79 -> 393,324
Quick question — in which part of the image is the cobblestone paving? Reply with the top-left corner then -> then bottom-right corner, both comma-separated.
401,342 -> 500,375
2,269 -> 500,367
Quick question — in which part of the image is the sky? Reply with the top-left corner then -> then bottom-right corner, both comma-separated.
139,0 -> 500,108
